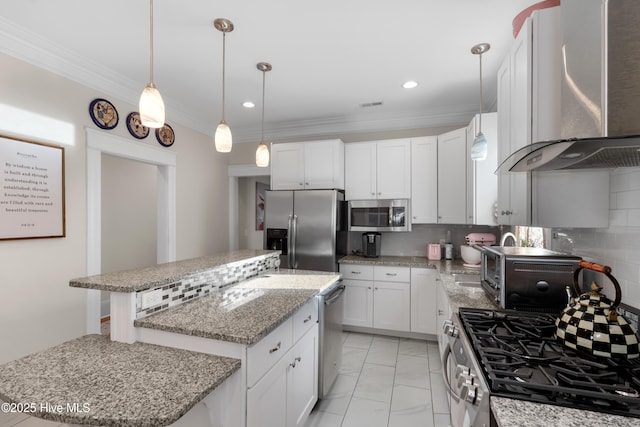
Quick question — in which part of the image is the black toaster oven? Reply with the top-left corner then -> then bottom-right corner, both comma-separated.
480,246 -> 581,313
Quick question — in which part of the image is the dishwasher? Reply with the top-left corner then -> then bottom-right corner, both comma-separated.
317,279 -> 344,399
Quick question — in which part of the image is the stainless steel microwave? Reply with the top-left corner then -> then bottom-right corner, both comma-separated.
348,199 -> 411,232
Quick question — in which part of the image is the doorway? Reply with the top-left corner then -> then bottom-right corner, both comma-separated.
85,128 -> 176,334
228,164 -> 270,251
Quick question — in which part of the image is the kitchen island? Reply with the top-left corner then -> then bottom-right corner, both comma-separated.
1,250 -> 339,427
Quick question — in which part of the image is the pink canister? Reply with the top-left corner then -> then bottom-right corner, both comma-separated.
428,244 -> 441,260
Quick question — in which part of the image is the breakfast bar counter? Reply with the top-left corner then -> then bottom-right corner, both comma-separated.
0,335 -> 240,426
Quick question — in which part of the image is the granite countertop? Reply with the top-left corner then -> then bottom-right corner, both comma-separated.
339,254 -> 483,274
0,334 -> 240,427
491,397 -> 640,427
69,249 -> 278,293
135,273 -> 339,345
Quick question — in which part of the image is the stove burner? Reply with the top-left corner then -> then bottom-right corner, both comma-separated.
458,307 -> 640,419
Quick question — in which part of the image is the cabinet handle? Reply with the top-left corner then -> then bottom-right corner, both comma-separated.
438,310 -> 444,315
305,182 -> 309,185
303,315 -> 312,323
290,356 -> 302,368
370,192 -> 375,196
269,342 -> 282,354
351,271 -> 361,275
368,286 -> 372,290
386,273 -> 397,276
375,287 -> 379,290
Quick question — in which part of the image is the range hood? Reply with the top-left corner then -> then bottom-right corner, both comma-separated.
499,0 -> 640,173
497,135 -> 640,172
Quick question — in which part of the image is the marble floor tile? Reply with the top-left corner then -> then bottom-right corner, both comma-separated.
430,372 -> 451,414
316,374 -> 358,416
427,342 -> 442,374
340,346 -> 368,377
394,354 -> 429,389
353,363 -> 395,403
304,409 -> 344,427
343,332 -> 374,350
398,338 -> 429,358
434,412 -> 452,427
341,397 -> 390,427
388,384 -> 434,427
365,337 -> 399,366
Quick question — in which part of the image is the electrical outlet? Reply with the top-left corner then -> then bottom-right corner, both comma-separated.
141,289 -> 163,309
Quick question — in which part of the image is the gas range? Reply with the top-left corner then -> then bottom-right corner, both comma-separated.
458,307 -> 640,419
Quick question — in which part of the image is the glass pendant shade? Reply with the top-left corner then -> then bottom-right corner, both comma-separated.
471,131 -> 488,161
470,42 -> 490,162
256,142 -> 270,167
215,120 -> 232,152
139,83 -> 165,128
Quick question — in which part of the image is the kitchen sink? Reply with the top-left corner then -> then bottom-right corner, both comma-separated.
453,273 -> 481,288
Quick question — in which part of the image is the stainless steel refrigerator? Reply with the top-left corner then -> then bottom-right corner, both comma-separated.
263,189 -> 347,272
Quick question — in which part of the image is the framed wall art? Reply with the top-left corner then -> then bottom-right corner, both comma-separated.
0,135 -> 66,240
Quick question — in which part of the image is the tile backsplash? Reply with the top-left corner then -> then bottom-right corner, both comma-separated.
135,253 -> 279,319
551,167 -> 640,310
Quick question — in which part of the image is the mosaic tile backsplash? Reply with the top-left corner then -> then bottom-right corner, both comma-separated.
135,253 -> 279,319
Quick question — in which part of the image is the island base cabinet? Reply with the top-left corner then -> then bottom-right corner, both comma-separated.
247,325 -> 318,427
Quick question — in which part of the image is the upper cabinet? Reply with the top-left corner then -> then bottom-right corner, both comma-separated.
437,128 -> 467,224
466,113 -> 498,226
270,140 -> 344,191
345,139 -> 411,200
496,6 -> 609,228
410,136 -> 438,224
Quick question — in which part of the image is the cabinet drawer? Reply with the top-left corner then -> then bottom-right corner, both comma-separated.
247,317 -> 293,387
340,264 -> 374,280
293,299 -> 318,343
374,266 -> 410,282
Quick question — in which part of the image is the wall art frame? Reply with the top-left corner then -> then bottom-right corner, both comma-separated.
0,134 -> 66,240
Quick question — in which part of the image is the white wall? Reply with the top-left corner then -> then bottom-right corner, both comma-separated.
551,167 -> 640,309
238,176 -> 270,250
0,52 -> 229,364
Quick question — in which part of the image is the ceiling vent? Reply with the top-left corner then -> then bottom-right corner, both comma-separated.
359,101 -> 384,108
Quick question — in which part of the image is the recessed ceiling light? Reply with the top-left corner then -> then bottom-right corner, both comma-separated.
402,81 -> 419,89
243,101 -> 255,108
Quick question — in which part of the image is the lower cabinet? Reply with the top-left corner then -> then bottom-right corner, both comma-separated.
342,264 -> 435,334
436,277 -> 452,361
410,268 -> 438,334
247,325 -> 318,427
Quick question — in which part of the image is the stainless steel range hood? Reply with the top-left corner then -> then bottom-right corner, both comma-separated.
497,135 -> 640,172
498,0 -> 640,173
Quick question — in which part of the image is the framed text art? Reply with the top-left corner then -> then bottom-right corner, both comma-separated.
0,135 -> 66,240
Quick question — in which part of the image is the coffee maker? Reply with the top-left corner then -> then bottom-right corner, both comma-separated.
362,232 -> 381,258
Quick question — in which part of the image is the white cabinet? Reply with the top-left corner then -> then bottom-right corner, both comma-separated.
271,140 -> 344,190
410,268 -> 438,334
345,139 -> 411,200
247,326 -> 318,427
436,276 -> 451,362
466,113 -> 498,226
496,7 -> 609,228
341,264 -> 410,332
246,299 -> 318,427
411,136 -> 438,224
437,128 -> 467,224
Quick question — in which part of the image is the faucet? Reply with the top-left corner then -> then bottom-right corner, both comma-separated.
500,232 -> 516,246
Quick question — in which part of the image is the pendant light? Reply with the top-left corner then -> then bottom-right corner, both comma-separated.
214,18 -> 234,153
256,62 -> 272,167
139,0 -> 165,128
470,43 -> 490,161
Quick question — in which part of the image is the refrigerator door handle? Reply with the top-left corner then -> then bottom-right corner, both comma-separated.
291,214 -> 298,268
287,214 -> 294,268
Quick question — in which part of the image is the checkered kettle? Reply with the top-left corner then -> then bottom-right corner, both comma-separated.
555,260 -> 640,359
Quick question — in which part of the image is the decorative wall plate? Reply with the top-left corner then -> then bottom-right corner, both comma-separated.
155,123 -> 175,147
126,112 -> 149,139
89,98 -> 118,129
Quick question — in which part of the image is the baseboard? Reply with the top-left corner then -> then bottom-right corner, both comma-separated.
343,325 -> 436,342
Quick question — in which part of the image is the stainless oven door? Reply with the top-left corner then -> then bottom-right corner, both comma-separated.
441,316 -> 490,427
